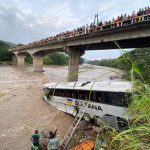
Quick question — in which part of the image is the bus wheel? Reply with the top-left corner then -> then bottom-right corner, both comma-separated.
83,113 -> 91,122
96,118 -> 102,126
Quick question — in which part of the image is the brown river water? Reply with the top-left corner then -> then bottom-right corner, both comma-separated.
0,64 -> 123,150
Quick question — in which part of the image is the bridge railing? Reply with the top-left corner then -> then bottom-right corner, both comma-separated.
10,13 -> 150,51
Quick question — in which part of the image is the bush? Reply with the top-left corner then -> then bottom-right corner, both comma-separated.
0,40 -> 15,61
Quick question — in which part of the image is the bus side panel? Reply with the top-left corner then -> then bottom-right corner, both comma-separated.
78,100 -> 126,118
48,96 -> 78,116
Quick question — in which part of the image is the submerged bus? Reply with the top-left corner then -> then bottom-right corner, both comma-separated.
43,81 -> 132,128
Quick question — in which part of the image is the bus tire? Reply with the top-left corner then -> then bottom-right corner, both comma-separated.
83,113 -> 92,122
96,118 -> 102,126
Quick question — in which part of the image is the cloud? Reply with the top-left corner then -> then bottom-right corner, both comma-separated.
0,0 -> 87,44
0,1 -> 83,43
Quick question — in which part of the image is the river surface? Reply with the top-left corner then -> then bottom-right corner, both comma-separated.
0,64 -> 123,150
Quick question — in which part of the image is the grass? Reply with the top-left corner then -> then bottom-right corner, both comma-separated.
94,42 -> 150,150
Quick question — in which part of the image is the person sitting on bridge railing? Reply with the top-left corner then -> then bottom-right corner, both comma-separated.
111,17 -> 115,23
114,16 -> 119,22
119,14 -> 123,21
103,20 -> 108,26
144,7 -> 150,19
123,13 -> 127,21
90,22 -> 96,31
12,5 -> 150,51
85,24 -> 90,33
108,20 -> 111,25
131,11 -> 136,18
146,6 -> 150,13
128,15 -> 131,19
137,8 -> 143,16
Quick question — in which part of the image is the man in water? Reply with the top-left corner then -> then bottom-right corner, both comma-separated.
31,130 -> 41,149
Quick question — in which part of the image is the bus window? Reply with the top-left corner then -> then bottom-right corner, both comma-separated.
72,90 -> 78,99
124,93 -> 131,107
97,92 -> 103,103
61,90 -> 65,97
57,90 -> 60,96
54,89 -> 59,96
91,91 -> 102,102
92,91 -> 97,102
79,92 -> 86,99
64,90 -> 68,97
88,91 -> 93,101
69,90 -> 74,98
104,92 -> 114,105
65,89 -> 74,98
113,92 -> 124,106
101,92 -> 105,103
84,90 -> 88,100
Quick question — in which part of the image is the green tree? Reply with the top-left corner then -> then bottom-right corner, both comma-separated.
43,56 -> 53,65
44,53 -> 69,65
25,53 -> 33,64
0,40 -> 15,61
88,48 -> 150,84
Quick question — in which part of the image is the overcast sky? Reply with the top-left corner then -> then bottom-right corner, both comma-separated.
0,0 -> 149,59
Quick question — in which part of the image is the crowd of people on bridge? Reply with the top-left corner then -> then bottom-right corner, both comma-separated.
13,6 -> 150,51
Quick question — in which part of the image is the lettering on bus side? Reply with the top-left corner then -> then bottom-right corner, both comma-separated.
78,101 -> 103,111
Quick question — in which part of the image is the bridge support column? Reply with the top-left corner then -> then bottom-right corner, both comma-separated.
67,47 -> 84,82
12,54 -> 17,65
17,55 -> 25,66
33,55 -> 43,72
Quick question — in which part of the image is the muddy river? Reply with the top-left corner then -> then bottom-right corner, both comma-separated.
0,64 -> 123,150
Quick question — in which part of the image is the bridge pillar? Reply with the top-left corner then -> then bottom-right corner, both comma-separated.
33,55 -> 43,72
17,55 -> 25,66
12,54 -> 17,65
67,47 -> 84,82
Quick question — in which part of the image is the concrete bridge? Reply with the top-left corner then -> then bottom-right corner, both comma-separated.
10,21 -> 150,81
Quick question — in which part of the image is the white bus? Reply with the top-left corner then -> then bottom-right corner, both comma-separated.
43,81 -> 132,129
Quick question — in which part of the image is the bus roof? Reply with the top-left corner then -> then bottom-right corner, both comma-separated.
44,81 -> 132,92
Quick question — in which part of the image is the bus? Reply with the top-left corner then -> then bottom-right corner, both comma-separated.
43,81 -> 132,129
